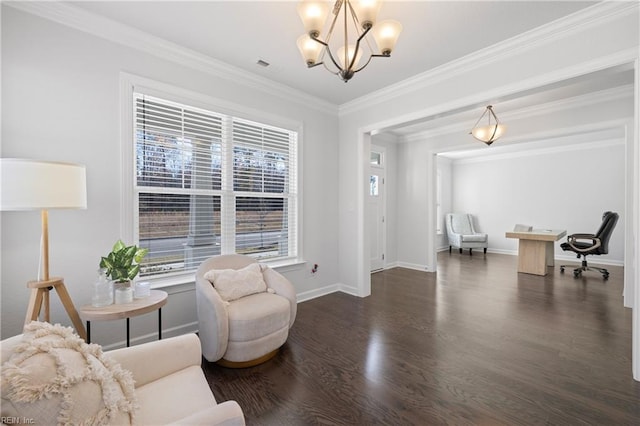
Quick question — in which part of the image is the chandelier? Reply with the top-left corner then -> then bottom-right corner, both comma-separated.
470,105 -> 506,146
296,0 -> 402,82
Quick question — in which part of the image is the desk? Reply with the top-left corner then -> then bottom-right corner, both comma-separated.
505,229 -> 566,276
79,290 -> 167,346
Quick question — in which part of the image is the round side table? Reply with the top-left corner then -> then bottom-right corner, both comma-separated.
79,289 -> 168,346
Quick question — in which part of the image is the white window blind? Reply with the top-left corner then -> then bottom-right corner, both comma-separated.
134,93 -> 298,278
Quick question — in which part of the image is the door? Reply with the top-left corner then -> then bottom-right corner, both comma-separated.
369,148 -> 386,272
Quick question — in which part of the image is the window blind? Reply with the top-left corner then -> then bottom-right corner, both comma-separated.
134,93 -> 297,278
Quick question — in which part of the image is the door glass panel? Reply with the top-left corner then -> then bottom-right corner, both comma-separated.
370,152 -> 382,166
370,175 -> 379,196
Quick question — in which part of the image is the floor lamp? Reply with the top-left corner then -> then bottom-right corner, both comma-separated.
1,158 -> 88,340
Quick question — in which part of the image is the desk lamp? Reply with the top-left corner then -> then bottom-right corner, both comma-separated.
1,158 -> 87,339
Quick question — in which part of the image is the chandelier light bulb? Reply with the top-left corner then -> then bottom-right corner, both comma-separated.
372,19 -> 402,55
297,34 -> 324,66
337,44 -> 364,70
297,0 -> 330,36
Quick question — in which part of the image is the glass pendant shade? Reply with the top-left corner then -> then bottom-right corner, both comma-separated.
297,34 -> 324,65
372,19 -> 402,54
470,105 -> 506,145
297,0 -> 330,35
351,0 -> 382,28
471,124 -> 507,145
337,44 -> 364,70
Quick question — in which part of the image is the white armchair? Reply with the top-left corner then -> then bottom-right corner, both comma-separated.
1,331 -> 245,425
196,254 -> 297,367
446,213 -> 488,255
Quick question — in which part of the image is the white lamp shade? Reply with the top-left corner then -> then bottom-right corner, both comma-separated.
471,124 -> 507,143
297,0 -> 329,35
372,19 -> 402,54
297,34 -> 324,65
337,44 -> 364,70
351,0 -> 382,28
1,159 -> 87,211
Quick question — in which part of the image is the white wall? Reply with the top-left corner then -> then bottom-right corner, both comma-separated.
0,6 -> 340,345
451,140 -> 626,263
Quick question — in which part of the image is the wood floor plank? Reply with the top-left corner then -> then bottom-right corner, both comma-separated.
203,253 -> 640,425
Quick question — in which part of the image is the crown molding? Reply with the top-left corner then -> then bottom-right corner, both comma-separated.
339,1 -> 639,116
4,1 -> 339,116
450,136 -> 625,166
400,84 -> 634,143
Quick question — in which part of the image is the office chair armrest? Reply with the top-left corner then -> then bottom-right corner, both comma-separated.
567,234 -> 601,252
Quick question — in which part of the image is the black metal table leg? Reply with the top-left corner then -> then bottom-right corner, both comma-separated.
86,321 -> 91,343
126,317 -> 130,347
158,308 -> 162,340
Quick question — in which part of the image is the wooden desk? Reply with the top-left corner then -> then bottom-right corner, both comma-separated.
505,229 -> 566,276
79,289 -> 167,347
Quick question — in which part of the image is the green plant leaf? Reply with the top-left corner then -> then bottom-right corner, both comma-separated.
127,264 -> 140,280
134,248 -> 148,263
113,239 -> 126,252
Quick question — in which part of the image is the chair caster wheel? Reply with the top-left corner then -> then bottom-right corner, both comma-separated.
573,271 -> 581,278
560,267 -> 565,273
603,274 -> 609,280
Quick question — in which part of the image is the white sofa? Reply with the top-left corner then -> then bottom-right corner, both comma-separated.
1,331 -> 245,425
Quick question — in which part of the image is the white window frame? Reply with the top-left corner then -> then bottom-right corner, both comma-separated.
120,73 -> 303,287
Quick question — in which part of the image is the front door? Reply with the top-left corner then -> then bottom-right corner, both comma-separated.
369,148 -> 385,272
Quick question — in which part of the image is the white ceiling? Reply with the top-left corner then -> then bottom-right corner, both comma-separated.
67,1 -> 599,106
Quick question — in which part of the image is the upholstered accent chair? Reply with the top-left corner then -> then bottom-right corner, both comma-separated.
1,326 -> 245,425
195,254 -> 297,367
446,213 -> 488,255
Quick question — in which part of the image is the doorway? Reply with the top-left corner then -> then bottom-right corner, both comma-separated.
369,147 -> 386,272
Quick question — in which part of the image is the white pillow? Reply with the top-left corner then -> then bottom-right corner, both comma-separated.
204,262 -> 267,302
1,321 -> 137,425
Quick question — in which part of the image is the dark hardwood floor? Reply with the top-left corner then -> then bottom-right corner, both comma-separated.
203,253 -> 639,425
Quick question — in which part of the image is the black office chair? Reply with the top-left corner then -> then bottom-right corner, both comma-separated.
560,211 -> 618,280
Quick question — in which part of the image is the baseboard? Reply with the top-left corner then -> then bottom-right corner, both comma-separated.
297,284 -> 342,303
394,262 -> 435,272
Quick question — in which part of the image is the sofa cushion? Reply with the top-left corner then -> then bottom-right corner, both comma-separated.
135,365 -> 217,425
204,262 -> 267,302
227,292 -> 290,342
0,322 -> 136,425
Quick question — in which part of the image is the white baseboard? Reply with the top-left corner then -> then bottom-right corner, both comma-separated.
297,283 -> 342,303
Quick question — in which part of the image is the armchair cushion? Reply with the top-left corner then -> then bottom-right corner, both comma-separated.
227,292 -> 290,342
204,262 -> 267,302
1,322 -> 136,425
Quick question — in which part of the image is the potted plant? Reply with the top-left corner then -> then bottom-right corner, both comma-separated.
100,240 -> 148,303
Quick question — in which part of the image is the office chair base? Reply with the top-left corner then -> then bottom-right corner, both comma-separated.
560,261 -> 609,280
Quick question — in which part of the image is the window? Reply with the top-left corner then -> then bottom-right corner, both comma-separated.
133,93 -> 298,279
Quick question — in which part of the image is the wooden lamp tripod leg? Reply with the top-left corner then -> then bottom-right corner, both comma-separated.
25,278 -> 87,341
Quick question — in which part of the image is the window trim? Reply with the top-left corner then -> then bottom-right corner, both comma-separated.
120,73 -> 304,286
